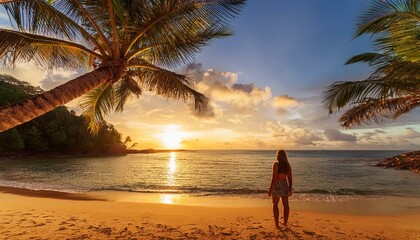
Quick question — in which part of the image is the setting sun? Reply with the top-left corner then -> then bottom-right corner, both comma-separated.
161,125 -> 185,149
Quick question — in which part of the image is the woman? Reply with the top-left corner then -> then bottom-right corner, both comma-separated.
268,150 -> 292,228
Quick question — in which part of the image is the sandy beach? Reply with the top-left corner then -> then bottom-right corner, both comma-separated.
1,188 -> 419,240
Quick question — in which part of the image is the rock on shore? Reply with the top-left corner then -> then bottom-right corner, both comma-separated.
375,151 -> 420,174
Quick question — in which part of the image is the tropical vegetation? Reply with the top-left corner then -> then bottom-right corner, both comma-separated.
0,74 -> 128,153
324,0 -> 420,128
0,0 -> 246,132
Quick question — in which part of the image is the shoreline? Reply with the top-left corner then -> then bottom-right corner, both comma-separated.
0,186 -> 104,201
1,185 -> 419,215
1,191 -> 419,239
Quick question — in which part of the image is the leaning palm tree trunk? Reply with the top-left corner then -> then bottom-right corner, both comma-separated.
0,67 -> 112,132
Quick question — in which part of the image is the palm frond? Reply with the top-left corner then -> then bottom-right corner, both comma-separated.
114,76 -> 142,112
129,24 -> 233,68
2,1 -> 88,42
324,79 -> 392,113
0,29 -> 97,68
52,0 -> 114,55
392,95 -> 420,117
324,73 -> 419,114
356,0 -> 420,37
124,0 -> 246,61
79,82 -> 115,133
374,22 -> 420,62
345,52 -> 391,66
129,63 -> 209,112
372,59 -> 420,83
106,0 -> 120,59
355,0 -> 420,61
340,95 -> 420,128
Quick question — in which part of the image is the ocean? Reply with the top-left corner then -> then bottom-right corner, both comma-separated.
0,150 -> 419,202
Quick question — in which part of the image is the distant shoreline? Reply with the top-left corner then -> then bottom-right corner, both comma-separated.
0,148 -> 189,160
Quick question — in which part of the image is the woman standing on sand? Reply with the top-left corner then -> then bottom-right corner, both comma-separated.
268,150 -> 292,228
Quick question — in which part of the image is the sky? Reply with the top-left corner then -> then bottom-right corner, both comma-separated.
1,0 -> 419,150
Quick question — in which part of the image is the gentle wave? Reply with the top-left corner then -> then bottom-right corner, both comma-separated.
0,180 -> 405,197
91,186 -> 396,197
0,180 -> 88,193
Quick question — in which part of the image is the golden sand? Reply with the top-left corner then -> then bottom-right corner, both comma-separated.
0,188 -> 419,239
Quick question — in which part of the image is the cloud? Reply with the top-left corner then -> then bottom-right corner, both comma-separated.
184,63 -> 272,111
290,128 -> 323,145
0,62 -> 46,87
324,129 -> 357,142
227,118 -> 242,124
197,76 -> 272,110
146,109 -> 164,116
273,95 -> 299,115
0,62 -> 88,91
273,95 -> 299,108
405,128 -> 420,138
359,129 -> 386,141
41,68 -> 87,90
202,69 -> 238,85
187,102 -> 223,120
264,121 -> 323,146
184,63 -> 206,82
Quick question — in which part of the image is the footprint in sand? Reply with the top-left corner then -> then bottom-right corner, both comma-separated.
303,230 -> 316,236
135,225 -> 144,231
248,233 -> 257,240
98,227 -> 112,235
247,226 -> 260,230
221,231 -> 232,236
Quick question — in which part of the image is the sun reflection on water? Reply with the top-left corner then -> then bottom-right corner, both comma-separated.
168,152 -> 177,174
166,152 -> 177,187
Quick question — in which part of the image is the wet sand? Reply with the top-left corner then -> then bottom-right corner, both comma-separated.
0,188 -> 419,239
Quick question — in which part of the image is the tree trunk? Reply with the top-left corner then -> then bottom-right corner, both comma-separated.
0,67 -> 112,132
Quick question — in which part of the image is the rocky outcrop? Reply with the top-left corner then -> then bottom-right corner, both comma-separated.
375,151 -> 420,174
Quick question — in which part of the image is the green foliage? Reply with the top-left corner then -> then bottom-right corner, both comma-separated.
0,129 -> 24,151
0,75 -> 128,153
0,74 -> 43,106
324,0 -> 420,128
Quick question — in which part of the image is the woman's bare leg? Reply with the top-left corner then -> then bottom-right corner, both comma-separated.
281,196 -> 289,226
272,196 -> 280,228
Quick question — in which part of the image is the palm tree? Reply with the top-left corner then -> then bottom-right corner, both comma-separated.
0,0 -> 246,132
324,0 -> 420,128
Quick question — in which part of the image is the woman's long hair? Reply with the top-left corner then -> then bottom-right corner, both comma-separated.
277,150 -> 291,174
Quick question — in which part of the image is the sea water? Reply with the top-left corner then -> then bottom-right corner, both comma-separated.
0,150 -> 419,202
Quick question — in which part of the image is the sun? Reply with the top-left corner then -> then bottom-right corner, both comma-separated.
161,125 -> 184,149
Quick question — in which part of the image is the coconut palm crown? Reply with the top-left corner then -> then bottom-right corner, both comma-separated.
324,0 -> 420,128
0,0 -> 246,132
